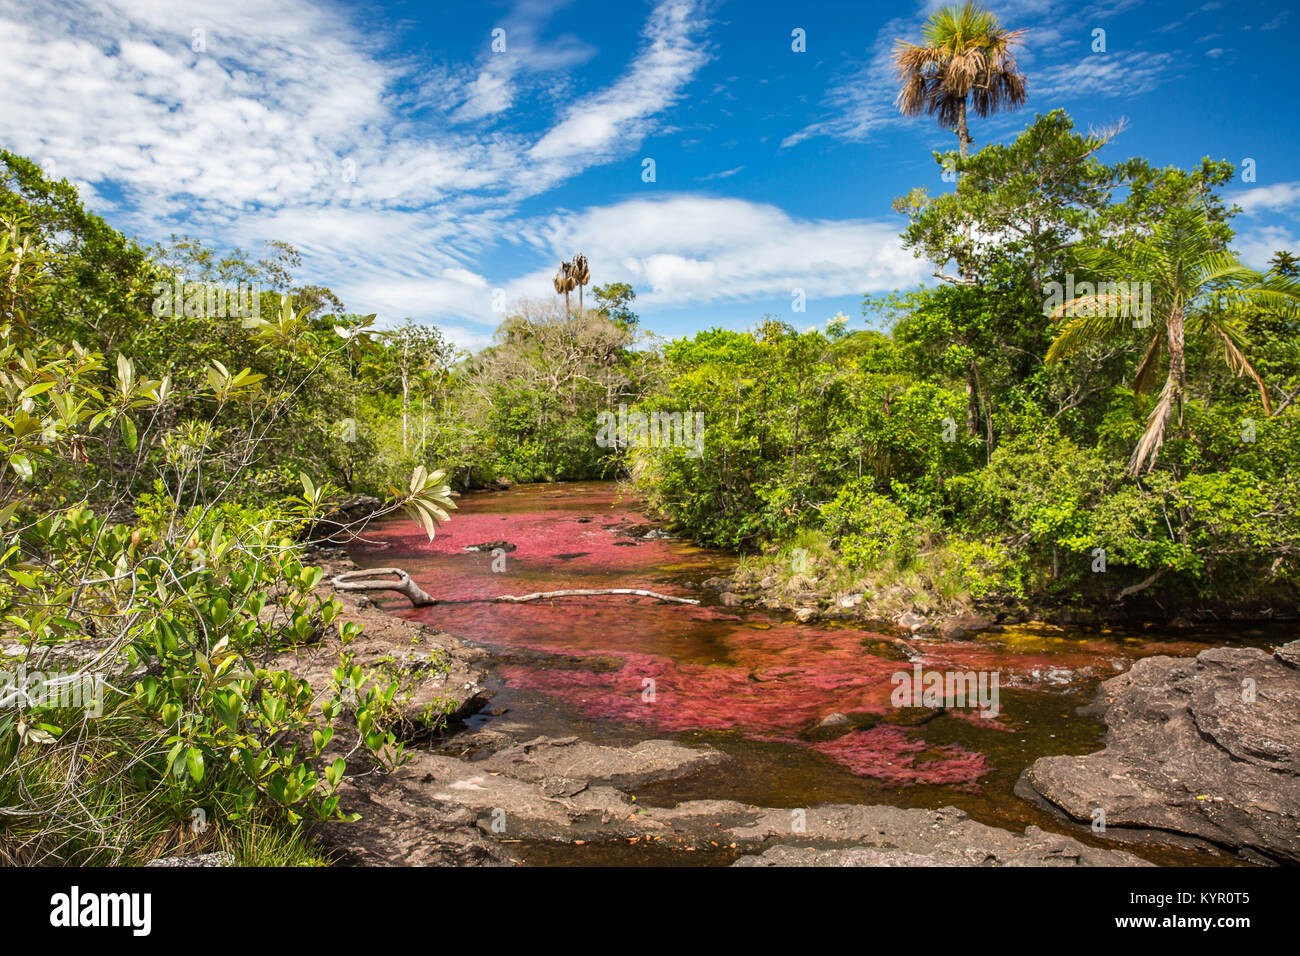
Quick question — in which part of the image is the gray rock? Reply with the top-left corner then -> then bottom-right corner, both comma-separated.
145,851 -> 236,867
897,612 -> 928,633
727,807 -> 1145,867
1276,639 -> 1300,670
1022,643 -> 1300,863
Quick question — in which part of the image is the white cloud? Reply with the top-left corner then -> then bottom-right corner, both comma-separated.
1230,182 -> 1300,215
528,0 -> 710,179
448,0 -> 598,124
1032,51 -> 1178,99
503,195 -> 926,308
1232,225 -> 1298,269
0,0 -> 715,347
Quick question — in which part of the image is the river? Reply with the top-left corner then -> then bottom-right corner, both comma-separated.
350,480 -> 1288,865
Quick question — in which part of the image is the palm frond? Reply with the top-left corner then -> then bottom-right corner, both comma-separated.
1204,316 -> 1274,414
1129,378 -> 1178,476
1132,332 -> 1163,395
1045,308 -> 1133,364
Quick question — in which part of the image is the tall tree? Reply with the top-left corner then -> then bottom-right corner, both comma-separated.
893,1 -> 1027,159
1046,207 -> 1300,475
571,253 -> 590,316
554,260 -> 575,317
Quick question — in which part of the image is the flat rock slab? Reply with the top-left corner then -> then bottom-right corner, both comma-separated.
724,805 -> 1146,866
1022,640 -> 1300,864
479,735 -> 727,788
323,733 -> 1142,865
145,851 -> 236,867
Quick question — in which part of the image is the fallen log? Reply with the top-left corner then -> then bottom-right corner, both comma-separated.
332,568 -> 436,607
493,588 -> 699,606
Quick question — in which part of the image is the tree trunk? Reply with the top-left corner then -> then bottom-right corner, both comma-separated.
965,367 -> 979,436
956,98 -> 972,158
1168,308 -> 1185,424
401,368 -> 409,454
956,98 -> 974,284
1130,307 -> 1186,475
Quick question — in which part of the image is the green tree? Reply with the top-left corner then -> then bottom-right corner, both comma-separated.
893,1 -> 1027,159
1046,207 -> 1300,474
593,281 -> 639,326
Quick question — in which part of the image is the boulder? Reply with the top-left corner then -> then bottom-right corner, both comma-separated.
1020,640 -> 1300,863
897,611 -> 928,633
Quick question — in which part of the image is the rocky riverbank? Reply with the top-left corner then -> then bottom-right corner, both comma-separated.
693,568 -> 1292,639
285,547 -> 1149,867
1018,640 -> 1300,865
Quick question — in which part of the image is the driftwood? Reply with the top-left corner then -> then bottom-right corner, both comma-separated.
493,589 -> 699,606
332,570 -> 698,609
332,568 -> 436,607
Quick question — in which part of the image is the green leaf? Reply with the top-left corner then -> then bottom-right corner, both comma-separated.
120,416 -> 138,452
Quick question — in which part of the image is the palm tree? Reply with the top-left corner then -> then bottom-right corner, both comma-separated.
894,1 -> 1027,159
553,260 -> 575,316
1046,207 -> 1300,475
571,253 -> 590,316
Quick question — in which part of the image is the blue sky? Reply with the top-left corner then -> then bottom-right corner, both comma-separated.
0,0 -> 1296,349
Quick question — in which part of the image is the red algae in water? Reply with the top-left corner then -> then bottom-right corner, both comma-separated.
809,726 -> 989,787
354,483 -> 1229,791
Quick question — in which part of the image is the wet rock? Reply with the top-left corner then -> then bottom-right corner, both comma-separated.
463,541 -> 517,552
541,777 -> 589,798
819,712 -> 851,728
735,846 -> 957,866
727,806 -> 1147,867
146,851 -> 236,867
1021,641 -> 1300,863
719,592 -> 747,607
1276,639 -> 1300,670
941,611 -> 992,639
332,495 -> 383,521
326,730 -> 1146,866
794,608 -> 819,623
700,577 -> 726,589
481,736 -> 726,789
897,612 -> 928,633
